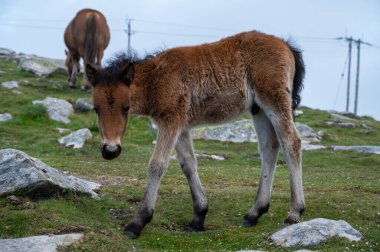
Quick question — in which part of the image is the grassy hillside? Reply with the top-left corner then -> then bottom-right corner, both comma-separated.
0,59 -> 379,251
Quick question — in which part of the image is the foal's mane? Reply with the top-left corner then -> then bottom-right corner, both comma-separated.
100,51 -> 162,84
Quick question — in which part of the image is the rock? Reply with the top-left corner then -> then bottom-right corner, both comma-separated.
32,97 -> 73,124
58,128 -> 93,149
18,59 -> 55,77
0,47 -> 67,76
331,145 -> 380,155
295,122 -> 320,143
1,80 -> 19,89
0,148 -> 101,199
0,113 -> 12,122
7,195 -> 22,205
317,130 -> 325,138
325,121 -> 356,128
192,119 -> 258,143
294,110 -> 304,116
74,98 -> 93,113
56,128 -> 70,134
360,122 -> 372,129
12,90 -> 23,95
269,218 -> 362,248
196,153 -> 226,160
302,144 -> 327,151
0,233 -> 83,252
193,120 -> 320,144
329,113 -> 358,122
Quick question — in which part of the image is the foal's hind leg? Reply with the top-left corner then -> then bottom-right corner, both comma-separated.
267,105 -> 306,224
175,130 -> 208,231
242,110 -> 280,227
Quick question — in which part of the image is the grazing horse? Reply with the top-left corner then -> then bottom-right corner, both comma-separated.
86,31 -> 306,238
64,8 -> 110,90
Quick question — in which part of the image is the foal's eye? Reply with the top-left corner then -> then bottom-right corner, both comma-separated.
93,106 -> 100,114
123,105 -> 130,114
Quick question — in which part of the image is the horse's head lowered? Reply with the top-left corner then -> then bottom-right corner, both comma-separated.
86,60 -> 135,160
65,50 -> 80,87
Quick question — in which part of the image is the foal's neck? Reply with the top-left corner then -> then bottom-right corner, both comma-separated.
129,60 -> 155,116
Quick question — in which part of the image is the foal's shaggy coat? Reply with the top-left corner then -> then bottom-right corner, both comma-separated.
86,31 -> 306,238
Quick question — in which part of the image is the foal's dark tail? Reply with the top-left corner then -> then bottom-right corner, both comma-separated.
85,14 -> 98,64
286,41 -> 305,112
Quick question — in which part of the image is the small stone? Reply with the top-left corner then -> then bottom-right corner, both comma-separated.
58,128 -> 93,149
294,110 -> 304,116
7,195 -> 22,205
12,90 -> 23,95
1,80 -> 19,89
329,113 -> 358,122
331,145 -> 380,155
0,113 -> 12,122
56,128 -> 70,134
74,98 -> 93,113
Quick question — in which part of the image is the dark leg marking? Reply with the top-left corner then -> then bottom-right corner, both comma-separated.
124,208 -> 154,239
242,203 -> 269,227
186,205 -> 208,232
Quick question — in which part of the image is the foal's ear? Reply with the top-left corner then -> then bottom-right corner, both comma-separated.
86,64 -> 99,86
119,63 -> 135,86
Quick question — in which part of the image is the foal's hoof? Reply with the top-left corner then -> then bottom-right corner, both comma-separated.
284,216 -> 300,226
124,223 -> 142,239
124,230 -> 139,239
241,215 -> 258,227
185,226 -> 204,233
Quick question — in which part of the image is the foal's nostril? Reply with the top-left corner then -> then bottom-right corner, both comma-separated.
101,144 -> 122,160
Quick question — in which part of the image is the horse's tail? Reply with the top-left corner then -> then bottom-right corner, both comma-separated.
286,41 -> 305,112
85,14 -> 98,64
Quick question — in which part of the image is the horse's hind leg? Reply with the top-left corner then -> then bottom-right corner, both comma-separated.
242,110 -> 280,226
266,96 -> 306,224
175,130 -> 208,231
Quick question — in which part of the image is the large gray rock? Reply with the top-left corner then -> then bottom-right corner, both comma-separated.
18,59 -> 55,77
1,80 -> 19,89
0,233 -> 83,252
193,120 -> 320,144
74,98 -> 93,113
0,47 -> 67,76
325,121 -> 356,128
0,113 -> 12,122
329,113 -> 358,122
269,218 -> 362,248
192,119 -> 258,143
0,149 -> 100,199
32,97 -> 73,124
58,128 -> 93,149
331,145 -> 380,155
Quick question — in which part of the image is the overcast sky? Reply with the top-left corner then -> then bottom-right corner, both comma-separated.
1,0 -> 379,119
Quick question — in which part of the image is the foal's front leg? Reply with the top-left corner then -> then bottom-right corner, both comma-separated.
124,126 -> 179,238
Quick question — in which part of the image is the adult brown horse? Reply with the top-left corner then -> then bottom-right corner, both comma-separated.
64,9 -> 110,90
86,31 -> 306,238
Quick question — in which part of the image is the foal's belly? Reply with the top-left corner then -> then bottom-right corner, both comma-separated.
188,87 -> 252,127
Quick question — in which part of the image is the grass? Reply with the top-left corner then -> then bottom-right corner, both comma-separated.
0,59 -> 379,251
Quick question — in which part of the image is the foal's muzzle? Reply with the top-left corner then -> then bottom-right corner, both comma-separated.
101,144 -> 122,160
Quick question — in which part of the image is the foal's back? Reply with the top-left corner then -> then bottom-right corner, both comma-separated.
146,31 -> 295,127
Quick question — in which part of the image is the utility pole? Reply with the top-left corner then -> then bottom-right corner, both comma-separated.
346,37 -> 352,112
125,16 -> 134,55
354,40 -> 361,115
337,36 -> 372,115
